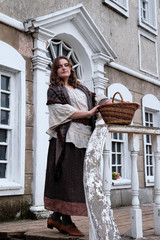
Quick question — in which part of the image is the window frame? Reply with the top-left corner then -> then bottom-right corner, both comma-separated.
0,72 -> 12,179
138,0 -> 157,35
103,0 -> 129,18
142,94 -> 160,186
108,83 -> 132,189
138,30 -> 159,77
0,41 -> 26,196
144,110 -> 154,186
112,132 -> 124,176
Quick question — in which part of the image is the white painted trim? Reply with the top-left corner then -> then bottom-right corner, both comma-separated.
30,206 -> 46,212
112,178 -> 131,189
0,180 -> 22,191
142,94 -> 160,112
0,41 -> 25,71
107,83 -> 132,101
0,13 -> 24,31
109,62 -> 160,86
138,30 -> 159,77
30,206 -> 49,218
0,41 -> 26,196
138,0 -> 157,35
103,0 -> 129,18
108,83 -> 132,189
24,4 -> 117,61
142,94 -> 160,187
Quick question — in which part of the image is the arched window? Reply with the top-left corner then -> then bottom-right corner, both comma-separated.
47,39 -> 82,80
0,41 -> 25,196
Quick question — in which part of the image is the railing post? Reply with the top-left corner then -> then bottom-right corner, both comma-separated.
128,133 -> 143,239
103,132 -> 112,206
152,135 -> 160,235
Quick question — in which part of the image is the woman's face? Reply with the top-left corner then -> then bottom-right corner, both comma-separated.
57,58 -> 71,82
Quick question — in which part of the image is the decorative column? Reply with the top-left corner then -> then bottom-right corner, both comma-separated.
92,53 -> 110,95
26,26 -> 54,212
152,135 -> 160,235
128,133 -> 143,239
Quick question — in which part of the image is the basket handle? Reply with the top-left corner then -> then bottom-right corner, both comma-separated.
112,92 -> 124,103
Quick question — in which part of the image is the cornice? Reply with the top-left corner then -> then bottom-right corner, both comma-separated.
24,4 -> 117,61
0,13 -> 24,31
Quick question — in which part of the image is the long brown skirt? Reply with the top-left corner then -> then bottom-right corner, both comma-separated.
44,137 -> 88,216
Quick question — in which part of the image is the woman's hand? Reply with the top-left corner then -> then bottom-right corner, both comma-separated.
88,105 -> 99,116
69,105 -> 99,119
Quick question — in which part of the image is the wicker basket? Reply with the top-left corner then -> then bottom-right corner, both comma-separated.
98,92 -> 139,125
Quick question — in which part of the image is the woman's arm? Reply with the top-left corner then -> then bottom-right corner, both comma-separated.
69,105 -> 99,119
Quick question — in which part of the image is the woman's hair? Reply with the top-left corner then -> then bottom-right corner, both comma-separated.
50,56 -> 81,88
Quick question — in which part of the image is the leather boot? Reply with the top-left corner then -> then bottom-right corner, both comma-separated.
47,217 -> 66,234
61,222 -> 84,236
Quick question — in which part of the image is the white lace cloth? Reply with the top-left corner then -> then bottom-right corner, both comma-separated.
46,87 -> 108,149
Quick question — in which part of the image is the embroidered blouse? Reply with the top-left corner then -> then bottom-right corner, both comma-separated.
47,87 -> 92,148
46,86 -> 107,149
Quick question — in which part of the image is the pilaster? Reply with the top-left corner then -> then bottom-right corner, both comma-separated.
29,27 -> 54,208
92,53 -> 110,95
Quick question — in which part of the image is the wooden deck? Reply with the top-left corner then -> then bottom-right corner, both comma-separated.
0,204 -> 159,239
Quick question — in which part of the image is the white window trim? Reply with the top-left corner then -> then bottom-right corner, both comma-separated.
111,133 -> 131,189
0,41 -> 25,196
112,178 -> 131,189
138,0 -> 157,35
103,0 -> 129,18
108,83 -> 132,189
138,30 -> 159,78
142,94 -> 160,187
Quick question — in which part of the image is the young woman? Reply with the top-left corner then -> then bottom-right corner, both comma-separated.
44,56 -> 99,236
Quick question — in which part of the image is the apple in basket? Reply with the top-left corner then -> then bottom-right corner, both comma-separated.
105,101 -> 112,104
104,100 -> 131,104
99,99 -> 112,105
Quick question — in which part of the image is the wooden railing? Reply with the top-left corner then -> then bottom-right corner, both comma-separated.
84,123 -> 160,240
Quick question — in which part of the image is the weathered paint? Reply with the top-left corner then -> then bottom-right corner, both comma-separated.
84,125 -> 121,240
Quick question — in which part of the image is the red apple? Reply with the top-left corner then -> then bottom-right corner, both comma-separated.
105,101 -> 112,104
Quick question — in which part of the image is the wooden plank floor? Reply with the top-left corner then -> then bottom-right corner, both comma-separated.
114,204 -> 159,240
0,204 -> 159,239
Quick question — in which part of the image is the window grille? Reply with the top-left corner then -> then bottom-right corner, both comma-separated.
47,39 -> 82,80
139,0 -> 157,34
111,133 -> 123,176
0,75 -> 10,179
145,111 -> 154,178
141,0 -> 148,21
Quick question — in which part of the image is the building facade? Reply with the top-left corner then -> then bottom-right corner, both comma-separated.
0,0 -> 160,219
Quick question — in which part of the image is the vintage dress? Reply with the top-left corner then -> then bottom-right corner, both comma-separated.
44,85 -> 96,216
